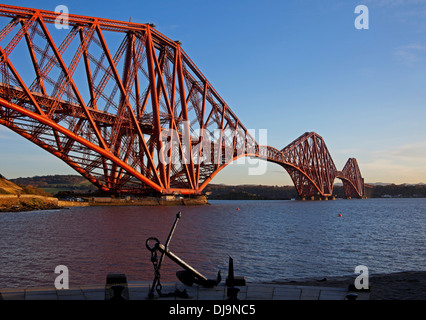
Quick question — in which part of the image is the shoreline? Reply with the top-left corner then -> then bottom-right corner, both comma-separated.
0,194 -> 208,213
268,270 -> 426,300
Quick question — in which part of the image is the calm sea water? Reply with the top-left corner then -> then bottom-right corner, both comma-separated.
0,198 -> 425,288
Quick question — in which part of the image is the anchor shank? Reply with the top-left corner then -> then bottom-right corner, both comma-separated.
158,212 -> 181,268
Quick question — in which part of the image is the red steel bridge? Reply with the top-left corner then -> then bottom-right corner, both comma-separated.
0,4 -> 364,199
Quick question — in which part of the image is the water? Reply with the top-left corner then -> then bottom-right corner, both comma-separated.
0,198 -> 425,288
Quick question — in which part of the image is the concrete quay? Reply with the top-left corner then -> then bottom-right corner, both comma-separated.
0,281 -> 370,300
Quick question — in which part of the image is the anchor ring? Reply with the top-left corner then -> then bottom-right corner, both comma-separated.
145,237 -> 160,252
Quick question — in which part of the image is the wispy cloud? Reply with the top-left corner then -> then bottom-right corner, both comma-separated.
387,141 -> 426,160
362,141 -> 426,183
366,0 -> 426,28
394,44 -> 426,65
366,0 -> 426,7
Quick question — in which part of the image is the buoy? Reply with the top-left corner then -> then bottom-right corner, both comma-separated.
236,208 -> 240,211
338,214 -> 342,217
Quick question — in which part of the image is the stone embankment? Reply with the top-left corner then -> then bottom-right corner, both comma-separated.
89,195 -> 208,206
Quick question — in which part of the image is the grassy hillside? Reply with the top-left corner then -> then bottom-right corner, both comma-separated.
10,175 -> 96,195
0,174 -> 60,212
0,174 -> 23,195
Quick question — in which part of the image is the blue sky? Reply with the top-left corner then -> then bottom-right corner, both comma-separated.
0,0 -> 425,185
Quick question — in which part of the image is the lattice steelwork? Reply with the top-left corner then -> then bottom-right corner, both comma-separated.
0,4 -> 364,198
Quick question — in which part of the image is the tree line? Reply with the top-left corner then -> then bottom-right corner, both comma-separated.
4,174 -> 426,199
205,183 -> 426,200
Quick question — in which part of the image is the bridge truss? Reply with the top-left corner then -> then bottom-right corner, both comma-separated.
0,4 -> 364,198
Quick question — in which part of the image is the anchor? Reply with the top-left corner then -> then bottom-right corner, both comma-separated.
146,212 -> 221,298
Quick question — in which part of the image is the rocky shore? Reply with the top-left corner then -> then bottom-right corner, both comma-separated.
0,195 -> 61,212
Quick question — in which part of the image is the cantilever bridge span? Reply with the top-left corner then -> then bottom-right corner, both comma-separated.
0,4 -> 364,199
